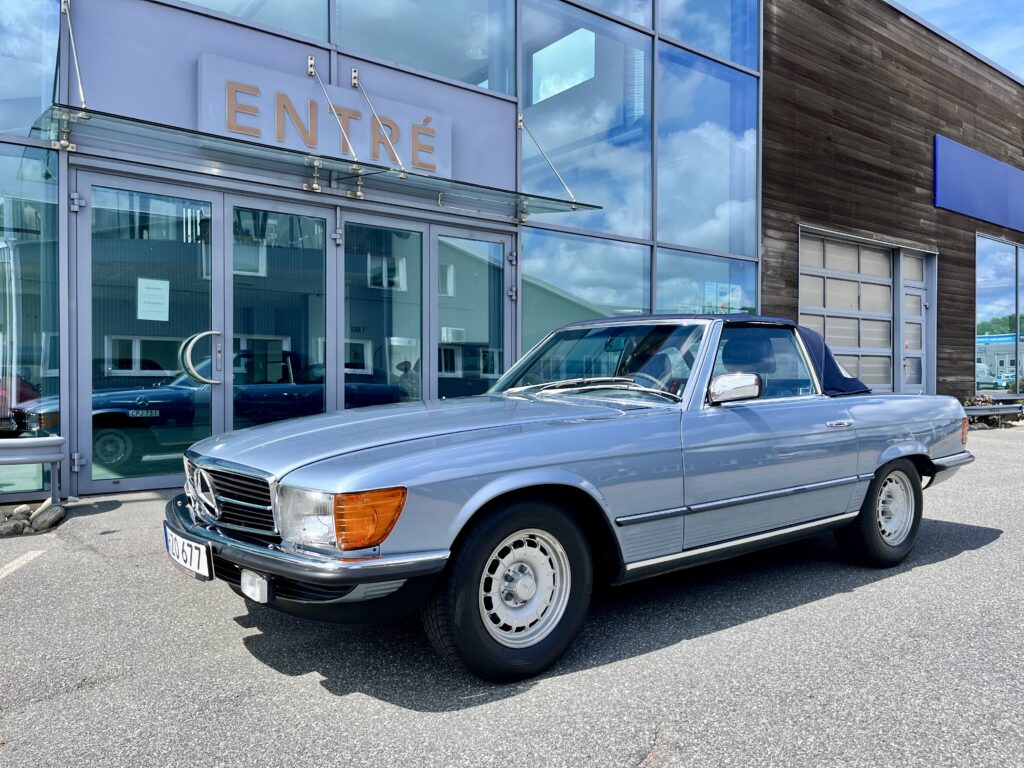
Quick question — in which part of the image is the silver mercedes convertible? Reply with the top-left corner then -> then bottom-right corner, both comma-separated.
164,315 -> 973,680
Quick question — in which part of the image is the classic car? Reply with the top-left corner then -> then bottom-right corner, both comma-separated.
163,315 -> 973,681
13,351 -> 404,468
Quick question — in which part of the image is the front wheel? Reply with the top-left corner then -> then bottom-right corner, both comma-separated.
835,459 -> 923,567
420,499 -> 592,682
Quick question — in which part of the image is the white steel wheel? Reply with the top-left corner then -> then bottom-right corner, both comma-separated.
421,498 -> 593,681
835,458 -> 924,568
478,528 -> 572,649
876,470 -> 915,546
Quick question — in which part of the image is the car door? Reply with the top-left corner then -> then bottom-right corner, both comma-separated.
680,324 -> 861,549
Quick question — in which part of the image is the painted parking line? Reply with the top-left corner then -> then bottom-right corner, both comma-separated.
0,551 -> 45,582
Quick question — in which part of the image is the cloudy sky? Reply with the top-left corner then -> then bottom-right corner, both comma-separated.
896,0 -> 1024,79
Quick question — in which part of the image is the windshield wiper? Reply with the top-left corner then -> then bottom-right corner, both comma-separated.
507,376 -> 635,394
556,382 -> 683,402
510,377 -> 682,402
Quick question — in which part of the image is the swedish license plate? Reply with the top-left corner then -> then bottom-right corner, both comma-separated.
164,523 -> 212,581
129,409 -> 159,417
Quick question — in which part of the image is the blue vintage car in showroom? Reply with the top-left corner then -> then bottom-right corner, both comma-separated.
163,316 -> 973,681
12,350 -> 405,469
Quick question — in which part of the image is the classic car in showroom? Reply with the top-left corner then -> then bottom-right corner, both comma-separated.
12,350 -> 404,469
163,315 -> 973,681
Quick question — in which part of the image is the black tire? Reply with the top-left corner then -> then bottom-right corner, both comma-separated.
93,428 -> 152,468
835,458 -> 924,568
420,498 -> 593,682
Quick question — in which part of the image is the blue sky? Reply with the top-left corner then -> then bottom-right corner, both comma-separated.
896,0 -> 1024,79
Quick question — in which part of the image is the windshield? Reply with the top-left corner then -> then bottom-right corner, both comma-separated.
492,322 -> 707,400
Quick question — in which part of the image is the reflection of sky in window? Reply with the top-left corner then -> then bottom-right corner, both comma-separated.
0,0 -> 60,135
532,29 -> 596,103
976,236 -> 1018,326
581,0 -> 652,27
521,1 -> 652,239
521,228 -> 650,348
658,0 -> 759,70
657,44 -> 757,258
656,249 -> 756,315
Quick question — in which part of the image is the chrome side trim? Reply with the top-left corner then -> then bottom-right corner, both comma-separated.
858,473 -> 876,481
933,451 -> 975,470
615,507 -> 689,527
688,475 -> 861,513
625,511 -> 859,571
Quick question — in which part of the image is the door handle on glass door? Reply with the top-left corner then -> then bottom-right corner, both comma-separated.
178,331 -> 223,386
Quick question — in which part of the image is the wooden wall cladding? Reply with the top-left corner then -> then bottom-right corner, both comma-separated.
762,0 -> 1024,399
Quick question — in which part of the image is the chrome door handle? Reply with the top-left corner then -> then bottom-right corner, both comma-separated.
826,420 -> 853,428
177,331 -> 222,385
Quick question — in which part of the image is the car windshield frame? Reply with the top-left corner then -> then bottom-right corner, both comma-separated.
492,319 -> 711,404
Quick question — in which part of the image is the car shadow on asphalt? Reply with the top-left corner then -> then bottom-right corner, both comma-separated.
235,517 -> 1000,711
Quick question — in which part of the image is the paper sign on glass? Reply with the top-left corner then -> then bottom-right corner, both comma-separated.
137,278 -> 170,322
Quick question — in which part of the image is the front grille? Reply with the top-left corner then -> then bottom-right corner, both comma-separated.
193,464 -> 277,537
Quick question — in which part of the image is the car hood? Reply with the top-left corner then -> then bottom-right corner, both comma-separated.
189,395 -> 645,479
10,394 -> 59,414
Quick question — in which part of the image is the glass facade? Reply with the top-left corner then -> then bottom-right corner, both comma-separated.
657,44 -> 758,257
521,229 -> 650,350
0,0 -> 59,136
521,0 -> 652,238
656,249 -> 756,314
582,0 -> 652,26
337,0 -> 516,95
0,144 -> 59,492
184,0 -> 328,40
659,0 -> 759,70
975,235 -> 1021,395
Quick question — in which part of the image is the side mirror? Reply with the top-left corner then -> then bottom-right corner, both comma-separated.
708,372 -> 762,405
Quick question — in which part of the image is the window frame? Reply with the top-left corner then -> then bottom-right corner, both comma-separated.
104,335 -> 184,377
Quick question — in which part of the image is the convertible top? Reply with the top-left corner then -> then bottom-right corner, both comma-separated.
559,314 -> 872,397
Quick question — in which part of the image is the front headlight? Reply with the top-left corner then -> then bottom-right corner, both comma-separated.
277,486 -> 338,548
277,485 -> 407,551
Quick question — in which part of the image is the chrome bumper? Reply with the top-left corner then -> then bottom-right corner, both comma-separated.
165,494 -> 449,586
928,451 -> 975,488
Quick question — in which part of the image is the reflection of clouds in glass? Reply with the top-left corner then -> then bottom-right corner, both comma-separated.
658,122 -> 757,256
522,1 -> 651,238
976,237 -> 1018,323
656,249 -> 756,314
658,0 -> 758,69
523,230 -> 648,309
584,0 -> 652,26
0,0 -> 59,133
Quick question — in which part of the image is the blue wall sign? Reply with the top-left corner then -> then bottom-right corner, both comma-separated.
935,135 -> 1024,234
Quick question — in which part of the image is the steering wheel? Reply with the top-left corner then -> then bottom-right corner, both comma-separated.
631,372 -> 664,390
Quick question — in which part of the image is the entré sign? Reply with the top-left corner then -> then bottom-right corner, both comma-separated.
198,54 -> 453,177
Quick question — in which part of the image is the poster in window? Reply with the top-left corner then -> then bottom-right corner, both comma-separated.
137,278 -> 170,322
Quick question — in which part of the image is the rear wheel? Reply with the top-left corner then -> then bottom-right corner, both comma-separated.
835,458 -> 923,567
421,498 -> 592,682
93,427 -> 136,468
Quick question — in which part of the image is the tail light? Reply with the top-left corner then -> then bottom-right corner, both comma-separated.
961,416 -> 969,445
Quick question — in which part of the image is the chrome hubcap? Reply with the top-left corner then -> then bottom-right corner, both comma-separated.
876,470 -> 915,546
479,528 -> 571,649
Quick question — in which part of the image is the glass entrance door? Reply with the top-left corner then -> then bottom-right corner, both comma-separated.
902,287 -> 927,394
75,180 -> 341,493
432,229 -> 512,399
76,175 -> 225,492
227,199 -> 331,428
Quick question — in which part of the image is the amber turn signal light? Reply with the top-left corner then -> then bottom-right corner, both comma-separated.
333,487 -> 407,551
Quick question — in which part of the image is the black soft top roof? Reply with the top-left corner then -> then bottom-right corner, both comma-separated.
559,314 -> 871,397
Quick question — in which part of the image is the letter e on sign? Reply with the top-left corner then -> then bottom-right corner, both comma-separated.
226,81 -> 261,138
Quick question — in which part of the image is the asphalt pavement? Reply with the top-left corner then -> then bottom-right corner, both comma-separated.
0,428 -> 1021,767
